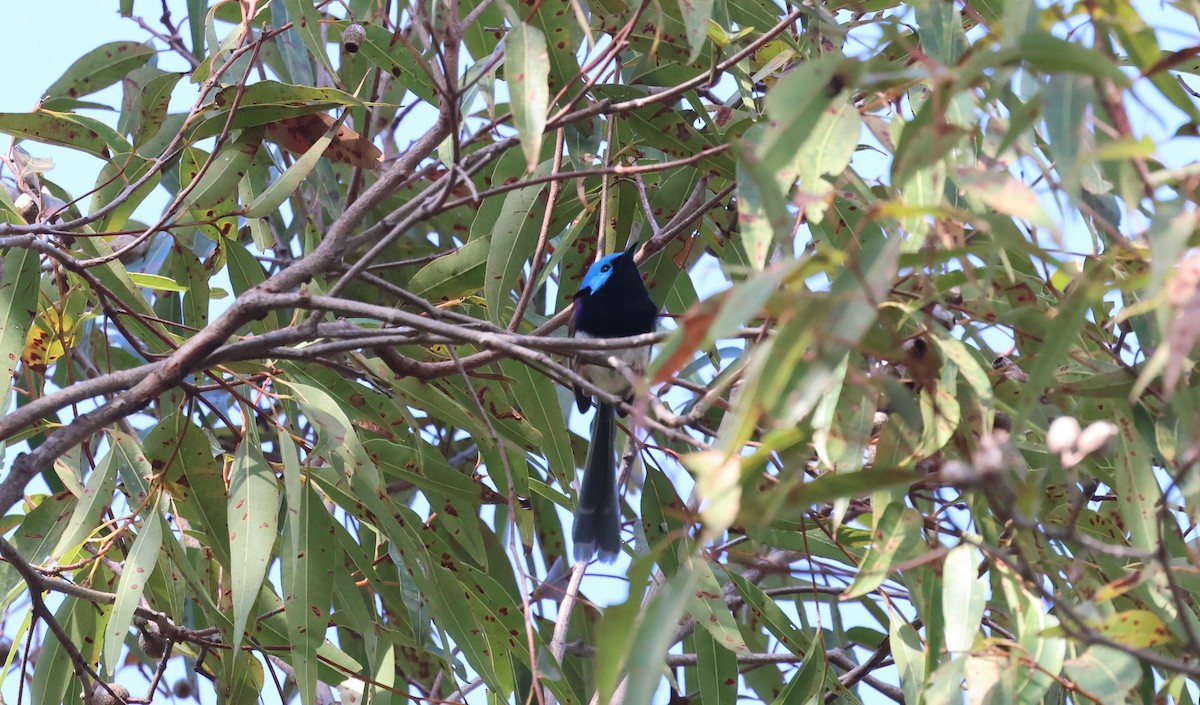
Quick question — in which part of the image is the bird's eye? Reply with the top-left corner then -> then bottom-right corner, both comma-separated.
601,264 -> 611,272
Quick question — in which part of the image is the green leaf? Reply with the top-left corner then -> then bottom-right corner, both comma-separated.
281,437 -> 337,705
500,360 -> 574,489
484,161 -> 550,323
184,126 -> 264,209
997,563 -> 1066,704
915,0 -> 967,64
890,613 -> 927,705
422,564 -> 513,692
506,21 -> 550,172
45,41 -> 156,100
0,248 -> 40,411
223,235 -> 280,333
845,503 -> 926,598
771,638 -> 827,705
623,551 -> 702,705
1013,275 -> 1095,427
812,356 -> 875,475
281,381 -> 376,475
760,55 -> 857,174
334,21 -> 434,104
1042,73 -> 1096,200
941,543 -> 985,656
410,236 -> 490,302
51,446 -> 118,561
227,436 -> 280,651
216,648 -> 265,705
1014,33 -> 1130,84
0,494 -> 75,599
725,571 -> 810,655
678,0 -> 715,62
120,67 -> 183,149
89,152 -> 162,234
1113,407 -> 1158,553
30,597 -> 96,704
129,272 -> 188,293
145,414 -> 231,566
282,0 -> 339,83
104,509 -> 162,673
73,236 -> 175,353
929,331 -> 994,408
192,81 -> 364,138
694,627 -> 736,705
1063,645 -> 1141,698
689,559 -> 748,655
736,128 -> 793,271
791,97 -> 861,223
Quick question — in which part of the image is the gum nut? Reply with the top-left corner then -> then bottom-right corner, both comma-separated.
343,23 -> 366,52
14,193 -> 38,223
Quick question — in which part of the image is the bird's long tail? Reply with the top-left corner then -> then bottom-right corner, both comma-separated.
573,402 -> 620,563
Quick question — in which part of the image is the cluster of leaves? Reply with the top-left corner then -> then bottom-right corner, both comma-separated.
0,0 -> 1200,703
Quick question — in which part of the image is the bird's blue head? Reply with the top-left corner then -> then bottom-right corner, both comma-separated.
578,251 -> 625,296
576,240 -> 639,298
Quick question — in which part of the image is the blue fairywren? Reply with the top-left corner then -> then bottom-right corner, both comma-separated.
570,238 -> 658,562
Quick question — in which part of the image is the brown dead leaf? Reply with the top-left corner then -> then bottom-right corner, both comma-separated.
265,113 -> 383,169
652,292 -> 726,385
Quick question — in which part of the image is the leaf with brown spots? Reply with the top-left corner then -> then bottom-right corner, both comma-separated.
280,472 -> 338,701
119,66 -> 182,149
1092,609 -> 1176,648
22,304 -> 77,373
0,110 -> 126,159
184,125 -> 264,210
192,81 -> 366,140
227,434 -> 280,652
504,20 -> 550,172
104,512 -> 162,673
45,41 -> 155,101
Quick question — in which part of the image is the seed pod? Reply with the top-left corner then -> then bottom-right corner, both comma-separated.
173,678 -> 194,698
14,193 -> 38,223
108,234 -> 152,265
139,621 -> 166,659
342,23 -> 366,53
94,683 -> 130,705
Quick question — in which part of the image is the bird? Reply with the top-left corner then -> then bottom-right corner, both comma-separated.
570,237 -> 658,563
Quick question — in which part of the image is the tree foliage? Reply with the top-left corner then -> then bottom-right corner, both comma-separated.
1,0 -> 1199,703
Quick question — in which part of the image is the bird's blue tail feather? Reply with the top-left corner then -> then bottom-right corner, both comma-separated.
573,403 -> 620,563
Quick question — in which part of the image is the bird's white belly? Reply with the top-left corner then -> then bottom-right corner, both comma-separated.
575,332 -> 649,397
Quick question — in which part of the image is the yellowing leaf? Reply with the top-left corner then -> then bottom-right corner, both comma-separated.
23,307 -> 76,373
1092,610 -> 1175,649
